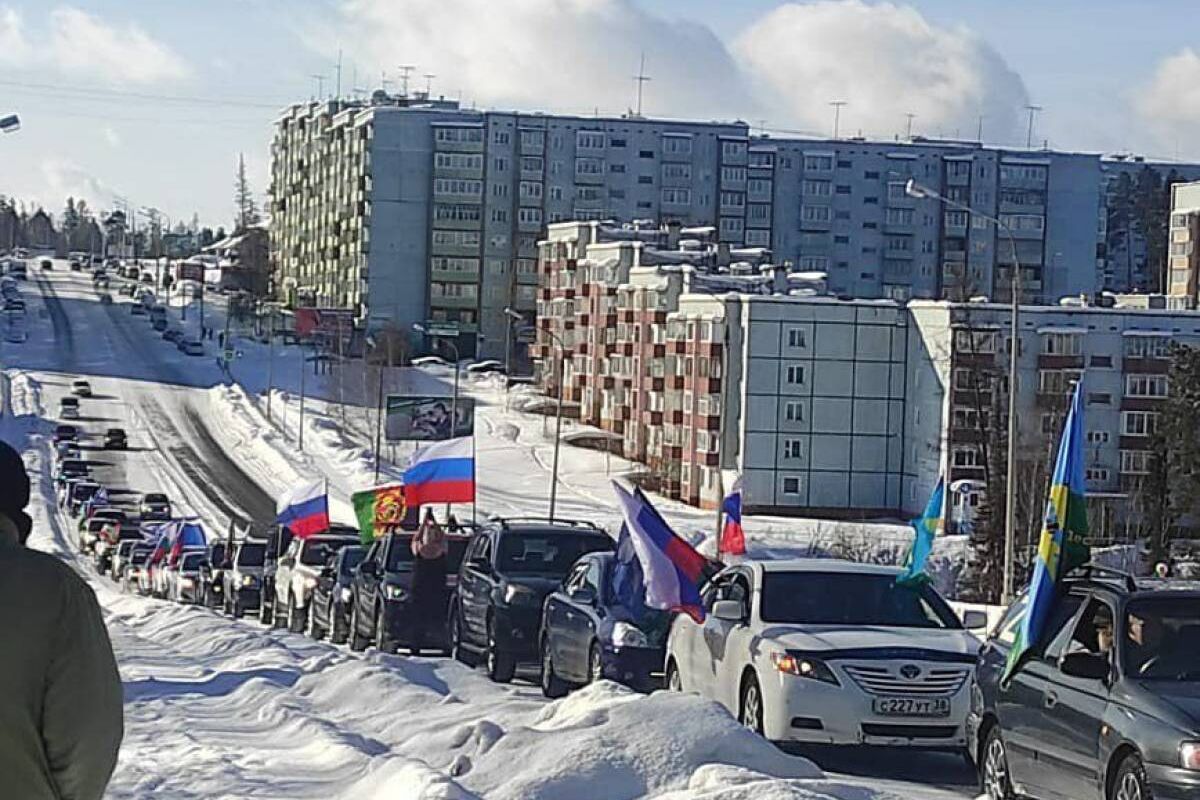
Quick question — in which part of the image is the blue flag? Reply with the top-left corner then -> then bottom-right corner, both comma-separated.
896,476 -> 945,585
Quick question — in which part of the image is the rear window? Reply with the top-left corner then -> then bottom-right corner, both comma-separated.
144,494 -> 168,504
497,532 -> 614,577
236,543 -> 266,567
300,538 -> 357,566
760,571 -> 961,629
386,536 -> 470,572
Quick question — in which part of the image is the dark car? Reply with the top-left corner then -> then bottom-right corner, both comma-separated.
198,541 -> 229,609
538,551 -> 670,697
104,428 -> 127,449
152,317 -> 167,332
52,423 -> 78,443
347,533 -> 470,654
223,537 -> 268,618
140,492 -> 171,521
971,566 -> 1200,800
449,518 -> 615,682
163,328 -> 183,343
307,545 -> 365,643
130,303 -> 146,316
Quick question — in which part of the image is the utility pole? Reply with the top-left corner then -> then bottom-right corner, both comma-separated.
977,115 -> 985,143
829,100 -> 847,139
1024,105 -> 1043,149
905,112 -> 916,140
633,53 -> 651,117
311,74 -> 326,100
299,345 -> 307,452
397,65 -> 415,97
335,48 -> 343,99
423,73 -> 435,96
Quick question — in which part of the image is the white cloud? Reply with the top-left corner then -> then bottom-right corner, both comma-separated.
102,125 -> 121,148
0,5 -> 189,84
733,1 -> 1029,142
1135,48 -> 1200,155
39,158 -> 120,212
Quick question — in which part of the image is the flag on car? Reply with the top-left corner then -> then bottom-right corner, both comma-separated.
1003,383 -> 1091,683
275,479 -> 330,538
168,520 -> 206,564
611,481 -> 717,623
403,436 -> 475,507
352,484 -> 407,545
719,478 -> 746,556
896,476 -> 946,586
610,523 -> 652,622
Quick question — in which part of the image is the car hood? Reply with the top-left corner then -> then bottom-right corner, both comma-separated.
503,576 -> 562,598
1135,681 -> 1200,731
759,624 -> 979,662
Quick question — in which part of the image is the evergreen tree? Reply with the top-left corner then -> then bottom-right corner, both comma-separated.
233,153 -> 261,233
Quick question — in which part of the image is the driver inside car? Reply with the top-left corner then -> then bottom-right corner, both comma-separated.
1125,612 -> 1164,674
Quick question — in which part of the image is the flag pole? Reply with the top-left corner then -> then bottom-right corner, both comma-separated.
714,469 -> 724,562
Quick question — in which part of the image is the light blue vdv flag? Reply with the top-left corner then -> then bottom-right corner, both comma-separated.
896,476 -> 946,585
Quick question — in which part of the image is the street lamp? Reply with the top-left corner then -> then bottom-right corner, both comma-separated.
503,306 -> 522,379
535,324 -> 569,523
366,333 -> 387,484
907,178 -> 1022,603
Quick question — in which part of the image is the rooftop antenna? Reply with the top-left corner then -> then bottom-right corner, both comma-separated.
633,52 -> 651,117
335,48 -> 343,99
398,65 -> 415,97
1024,104 -> 1043,149
380,71 -> 392,94
310,73 -> 326,100
756,119 -> 769,137
905,112 -> 916,140
977,114 -> 984,142
829,100 -> 847,139
423,73 -> 436,96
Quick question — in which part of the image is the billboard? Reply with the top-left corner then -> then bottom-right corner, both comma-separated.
385,395 -> 474,441
177,261 -> 204,282
295,307 -> 356,338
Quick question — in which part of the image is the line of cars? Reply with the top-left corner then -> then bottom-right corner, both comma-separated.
122,283 -> 204,356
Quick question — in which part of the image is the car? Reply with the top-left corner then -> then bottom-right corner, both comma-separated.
4,328 -> 27,344
103,428 -> 127,449
347,532 -> 470,654
79,512 -> 120,555
273,528 -> 362,633
222,538 -> 268,618
306,545 -> 365,643
466,359 -> 506,375
139,492 -> 172,521
168,551 -> 207,604
971,568 -> 1200,800
121,543 -> 155,592
163,328 -> 183,343
93,521 -> 140,574
65,480 -> 102,518
664,559 -> 984,752
411,355 -> 451,368
4,298 -> 25,312
54,440 -> 81,462
119,284 -> 136,297
56,457 -> 90,481
152,317 -> 167,332
257,526 -> 294,625
140,272 -> 153,283
538,550 -> 671,697
449,518 -> 615,682
68,259 -> 81,272
130,303 -> 146,316
110,539 -> 141,580
182,340 -> 204,357
52,423 -> 78,444
59,397 -> 80,419
71,379 -> 93,397
197,541 -> 229,609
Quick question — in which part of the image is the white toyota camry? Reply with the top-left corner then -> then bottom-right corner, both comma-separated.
664,559 -> 986,750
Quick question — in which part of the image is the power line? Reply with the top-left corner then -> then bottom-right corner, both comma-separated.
0,78 -> 287,109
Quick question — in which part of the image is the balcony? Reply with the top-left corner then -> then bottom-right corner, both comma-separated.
1036,392 -> 1073,411
1120,395 -> 1166,412
1122,357 -> 1170,374
1038,354 -> 1084,369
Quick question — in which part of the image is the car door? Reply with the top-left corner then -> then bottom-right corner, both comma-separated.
995,591 -> 1087,796
689,572 -> 743,704
710,571 -> 753,713
459,532 -> 494,646
356,540 -> 382,627
1037,596 -> 1114,800
548,563 -> 589,681
570,558 -> 605,676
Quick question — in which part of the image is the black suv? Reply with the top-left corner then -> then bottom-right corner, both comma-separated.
198,541 -> 229,609
307,545 -> 365,643
449,518 -> 615,682
222,537 -> 268,618
971,567 -> 1200,800
348,532 -> 470,654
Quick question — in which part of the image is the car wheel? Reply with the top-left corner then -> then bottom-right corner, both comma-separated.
259,594 -> 273,625
329,601 -> 347,645
449,608 -> 476,667
485,616 -> 515,683
306,600 -> 324,640
665,660 -> 682,692
540,636 -> 569,699
738,674 -> 764,735
981,726 -> 1016,800
1111,753 -> 1151,800
374,607 -> 395,654
232,598 -> 243,619
287,593 -> 305,633
348,601 -> 368,652
588,641 -> 604,685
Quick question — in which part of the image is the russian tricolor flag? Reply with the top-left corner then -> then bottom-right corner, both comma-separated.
719,478 -> 747,556
612,481 -> 717,623
276,479 -> 330,538
404,436 -> 475,507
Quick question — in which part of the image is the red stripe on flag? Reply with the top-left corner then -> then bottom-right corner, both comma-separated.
405,479 -> 476,507
662,535 -> 707,583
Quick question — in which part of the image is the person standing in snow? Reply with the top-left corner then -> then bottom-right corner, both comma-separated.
409,509 -> 448,655
0,440 -> 124,800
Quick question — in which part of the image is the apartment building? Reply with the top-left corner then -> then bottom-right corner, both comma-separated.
1167,180 -> 1200,303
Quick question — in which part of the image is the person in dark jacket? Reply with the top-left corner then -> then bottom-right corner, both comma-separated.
0,440 -> 124,800
409,509 -> 448,655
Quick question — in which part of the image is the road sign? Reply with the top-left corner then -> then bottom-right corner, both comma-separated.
516,325 -> 537,344
425,321 -> 460,338
223,349 -> 235,361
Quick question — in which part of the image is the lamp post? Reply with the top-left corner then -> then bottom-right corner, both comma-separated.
534,323 -> 569,523
906,178 -> 1022,603
367,334 -> 387,484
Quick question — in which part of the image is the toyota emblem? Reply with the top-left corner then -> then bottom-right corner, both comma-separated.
899,664 -> 921,680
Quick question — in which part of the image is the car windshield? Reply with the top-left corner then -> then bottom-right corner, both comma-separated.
130,548 -> 152,564
339,548 -> 365,576
300,538 -> 356,566
385,536 -> 470,572
760,571 -> 961,629
144,494 -> 168,504
181,554 -> 204,571
1122,597 -> 1200,680
496,532 -> 614,576
236,543 -> 266,567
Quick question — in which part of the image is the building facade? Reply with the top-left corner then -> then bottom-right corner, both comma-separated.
1168,180 -> 1200,303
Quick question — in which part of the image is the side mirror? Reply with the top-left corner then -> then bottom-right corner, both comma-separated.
711,600 -> 746,623
468,556 -> 491,573
1060,652 -> 1110,681
962,610 -> 989,632
568,585 -> 597,605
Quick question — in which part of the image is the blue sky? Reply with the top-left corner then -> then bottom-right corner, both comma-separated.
1,0 -> 1196,227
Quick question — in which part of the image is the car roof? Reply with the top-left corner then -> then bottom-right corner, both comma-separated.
751,558 -> 903,577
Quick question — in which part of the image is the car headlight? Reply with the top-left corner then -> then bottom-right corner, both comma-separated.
240,575 -> 257,587
383,584 -> 408,601
610,621 -> 649,649
340,587 -> 352,603
302,576 -> 318,589
503,585 -> 539,606
771,652 -> 841,686
1182,742 -> 1200,771
180,578 -> 194,588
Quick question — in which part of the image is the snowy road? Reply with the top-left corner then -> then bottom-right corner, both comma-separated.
2,264 -> 979,799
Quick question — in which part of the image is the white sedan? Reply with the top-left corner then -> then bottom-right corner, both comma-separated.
665,559 -> 985,750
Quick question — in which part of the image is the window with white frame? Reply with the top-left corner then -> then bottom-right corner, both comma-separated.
785,364 -> 805,385
1120,450 -> 1151,474
576,130 -> 605,150
1125,374 -> 1168,398
783,439 -> 804,459
787,328 -> 807,348
663,135 -> 693,156
952,447 -> 981,468
1121,410 -> 1160,437
1124,335 -> 1172,359
1086,430 -> 1110,445
953,407 -> 989,430
801,205 -> 831,223
1085,467 -> 1110,483
803,154 -> 834,172
662,187 -> 692,205
1039,369 -> 1083,394
781,476 -> 802,495
944,210 -> 969,227
784,401 -> 804,422
803,180 -> 832,197
517,207 -> 542,225
1041,333 -> 1083,356
721,166 -> 747,183
954,329 -> 999,354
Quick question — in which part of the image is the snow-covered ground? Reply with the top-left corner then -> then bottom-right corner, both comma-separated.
0,265 -> 980,799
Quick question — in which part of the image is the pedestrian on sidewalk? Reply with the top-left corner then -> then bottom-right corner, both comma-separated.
0,440 -> 124,800
409,509 -> 448,656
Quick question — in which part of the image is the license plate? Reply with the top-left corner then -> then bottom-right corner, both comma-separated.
872,697 -> 951,718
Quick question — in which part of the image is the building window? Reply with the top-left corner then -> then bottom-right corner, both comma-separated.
661,188 -> 692,206
662,135 -> 692,156
721,166 -> 747,183
662,163 -> 692,181
955,329 -> 999,354
783,438 -> 804,459
801,205 -> 831,223
1085,467 -> 1110,483
953,407 -> 989,430
782,476 -> 802,495
435,153 -> 484,170
517,207 -> 542,225
784,401 -> 804,422
1041,333 -> 1083,356
1126,374 -> 1168,398
1124,335 -> 1172,359
787,328 -> 806,348
638,176 -> 653,185
575,157 -> 604,175
1121,410 -> 1160,437
1121,450 -> 1151,474
786,364 -> 805,385
885,207 -> 915,225
1038,369 -> 1083,394
952,447 -> 981,468
803,180 -> 833,197
1086,430 -> 1110,445
803,154 -> 834,172
943,210 -> 969,227
576,130 -> 605,150
490,208 -> 508,223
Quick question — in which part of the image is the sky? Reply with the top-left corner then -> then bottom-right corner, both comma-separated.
1,0 -> 1199,229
